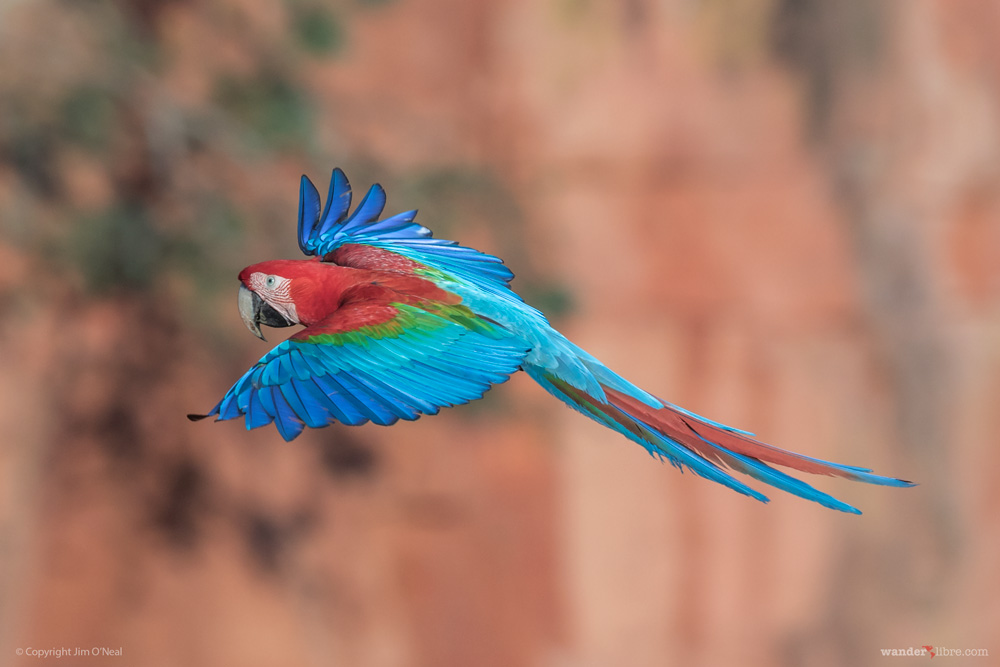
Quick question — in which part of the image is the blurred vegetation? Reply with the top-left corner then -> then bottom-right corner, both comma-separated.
1,2 -> 993,665
770,0 -> 887,138
214,73 -> 315,152
0,0 -> 564,563
292,4 -> 347,55
0,0 -> 562,316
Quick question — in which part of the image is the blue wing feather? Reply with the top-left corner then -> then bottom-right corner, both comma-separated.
218,392 -> 242,421
203,303 -> 530,439
278,381 -> 312,428
247,391 -> 272,429
297,170 -> 517,296
310,374 -> 369,425
350,370 -> 428,417
315,168 -> 352,241
198,168 -> 914,513
256,384 -> 276,418
362,210 -> 423,235
290,378 -> 332,424
333,373 -> 401,425
297,176 -> 322,255
269,387 -> 305,441
340,184 -> 387,232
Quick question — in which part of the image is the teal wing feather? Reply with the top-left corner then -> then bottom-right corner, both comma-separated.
297,169 -> 518,298
200,302 -> 530,441
296,169 -> 649,407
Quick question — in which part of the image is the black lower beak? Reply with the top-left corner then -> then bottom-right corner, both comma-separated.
238,284 -> 294,341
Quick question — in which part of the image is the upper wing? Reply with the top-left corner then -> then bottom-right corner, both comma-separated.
196,301 -> 530,441
297,169 -> 518,298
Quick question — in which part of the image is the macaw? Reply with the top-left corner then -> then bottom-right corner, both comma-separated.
190,169 -> 913,513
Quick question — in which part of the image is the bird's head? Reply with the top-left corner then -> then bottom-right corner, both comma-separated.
236,260 -> 303,341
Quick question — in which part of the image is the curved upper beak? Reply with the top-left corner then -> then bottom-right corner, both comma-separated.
238,283 -> 294,341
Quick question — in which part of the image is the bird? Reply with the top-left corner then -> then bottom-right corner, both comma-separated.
190,168 -> 914,513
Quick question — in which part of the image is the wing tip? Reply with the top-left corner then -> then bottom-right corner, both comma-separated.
298,174 -> 321,255
873,476 -> 918,488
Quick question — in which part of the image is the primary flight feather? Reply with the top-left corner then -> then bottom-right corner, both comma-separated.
190,168 -> 914,513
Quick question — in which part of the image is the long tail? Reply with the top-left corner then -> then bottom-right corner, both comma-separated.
526,352 -> 914,514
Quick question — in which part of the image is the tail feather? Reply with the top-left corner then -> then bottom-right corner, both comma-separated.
606,388 -> 912,487
527,367 -> 771,503
527,366 -> 914,514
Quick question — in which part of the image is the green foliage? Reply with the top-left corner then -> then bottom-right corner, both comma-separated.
68,197 -> 250,301
214,74 -> 314,151
293,6 -> 345,55
69,205 -> 165,293
170,196 -> 246,287
59,86 -> 117,152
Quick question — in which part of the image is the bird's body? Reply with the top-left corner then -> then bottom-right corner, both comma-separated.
192,169 -> 913,513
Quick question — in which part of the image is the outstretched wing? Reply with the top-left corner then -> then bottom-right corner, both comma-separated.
193,301 -> 529,441
297,169 -> 518,297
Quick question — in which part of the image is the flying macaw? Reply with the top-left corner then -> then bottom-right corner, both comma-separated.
190,169 -> 914,513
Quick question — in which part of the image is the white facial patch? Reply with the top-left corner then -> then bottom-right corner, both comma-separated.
250,271 -> 298,323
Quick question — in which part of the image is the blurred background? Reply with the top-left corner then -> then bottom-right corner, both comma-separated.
1,0 -> 998,665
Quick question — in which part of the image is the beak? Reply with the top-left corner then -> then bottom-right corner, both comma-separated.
238,283 -> 294,341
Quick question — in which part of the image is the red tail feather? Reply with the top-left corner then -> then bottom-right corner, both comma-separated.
604,388 -> 867,480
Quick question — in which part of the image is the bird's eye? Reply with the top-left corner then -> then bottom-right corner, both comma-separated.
265,275 -> 276,288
